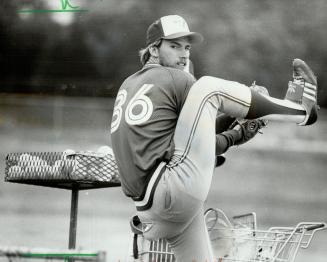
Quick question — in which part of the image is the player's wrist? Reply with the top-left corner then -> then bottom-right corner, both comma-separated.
221,129 -> 243,146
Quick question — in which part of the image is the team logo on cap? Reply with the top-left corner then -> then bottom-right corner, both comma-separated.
160,15 -> 190,36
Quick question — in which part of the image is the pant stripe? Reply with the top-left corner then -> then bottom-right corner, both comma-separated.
167,90 -> 250,168
134,162 -> 166,211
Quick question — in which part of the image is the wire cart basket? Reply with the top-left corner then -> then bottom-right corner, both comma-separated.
5,150 -> 120,188
4,149 -> 120,254
130,208 -> 326,262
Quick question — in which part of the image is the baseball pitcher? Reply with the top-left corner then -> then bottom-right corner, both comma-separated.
110,15 -> 318,262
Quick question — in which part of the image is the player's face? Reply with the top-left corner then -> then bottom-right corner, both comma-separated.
158,38 -> 191,70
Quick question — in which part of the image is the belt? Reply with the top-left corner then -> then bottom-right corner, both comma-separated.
133,162 -> 166,211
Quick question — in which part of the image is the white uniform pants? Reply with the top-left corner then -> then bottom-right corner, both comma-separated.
136,76 -> 251,262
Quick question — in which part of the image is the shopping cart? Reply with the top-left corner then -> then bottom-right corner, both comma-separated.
129,208 -> 326,262
206,208 -> 326,262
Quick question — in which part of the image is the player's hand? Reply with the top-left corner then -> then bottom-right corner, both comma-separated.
230,119 -> 267,145
250,82 -> 269,96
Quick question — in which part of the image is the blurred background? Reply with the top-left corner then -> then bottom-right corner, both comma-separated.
0,0 -> 326,261
1,0 -> 327,102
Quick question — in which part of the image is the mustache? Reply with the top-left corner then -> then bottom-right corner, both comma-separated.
177,59 -> 188,64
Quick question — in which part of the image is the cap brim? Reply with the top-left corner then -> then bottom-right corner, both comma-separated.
163,32 -> 204,44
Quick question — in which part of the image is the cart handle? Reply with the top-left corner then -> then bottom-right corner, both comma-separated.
305,223 -> 326,231
232,212 -> 256,220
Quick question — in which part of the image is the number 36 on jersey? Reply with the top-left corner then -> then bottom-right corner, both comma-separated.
111,84 -> 154,133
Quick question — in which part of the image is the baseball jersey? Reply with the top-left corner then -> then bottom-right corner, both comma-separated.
111,64 -> 196,198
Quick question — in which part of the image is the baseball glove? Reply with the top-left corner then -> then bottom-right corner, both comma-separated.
230,119 -> 268,145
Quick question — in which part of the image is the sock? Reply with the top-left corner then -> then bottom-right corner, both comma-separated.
246,90 -> 306,121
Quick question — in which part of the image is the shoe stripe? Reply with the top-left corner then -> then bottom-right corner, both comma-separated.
304,82 -> 317,90
304,87 -> 316,96
292,80 -> 316,90
303,93 -> 316,102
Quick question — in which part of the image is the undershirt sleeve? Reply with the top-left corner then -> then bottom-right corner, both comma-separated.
215,129 -> 242,155
215,113 -> 236,134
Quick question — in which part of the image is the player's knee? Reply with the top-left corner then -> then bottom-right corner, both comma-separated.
192,76 -> 213,91
197,76 -> 215,84
195,76 -> 226,89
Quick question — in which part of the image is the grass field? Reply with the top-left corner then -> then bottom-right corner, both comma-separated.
0,94 -> 326,261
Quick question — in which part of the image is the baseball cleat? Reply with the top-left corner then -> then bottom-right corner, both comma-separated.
285,58 -> 318,125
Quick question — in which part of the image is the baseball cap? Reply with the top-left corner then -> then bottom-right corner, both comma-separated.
146,15 -> 204,46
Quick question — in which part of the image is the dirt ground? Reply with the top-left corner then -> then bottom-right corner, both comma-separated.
0,94 -> 326,261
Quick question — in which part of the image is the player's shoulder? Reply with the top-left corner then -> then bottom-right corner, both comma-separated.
148,64 -> 196,85
164,66 -> 195,81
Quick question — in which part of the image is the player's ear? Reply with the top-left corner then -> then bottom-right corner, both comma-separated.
149,45 -> 159,58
